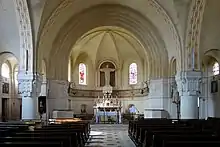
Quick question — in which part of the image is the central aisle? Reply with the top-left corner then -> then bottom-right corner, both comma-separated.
85,124 -> 135,147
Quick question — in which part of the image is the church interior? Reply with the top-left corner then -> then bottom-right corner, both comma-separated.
0,0 -> 220,146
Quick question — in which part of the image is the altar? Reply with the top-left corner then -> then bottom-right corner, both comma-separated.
94,95 -> 122,123
93,65 -> 122,123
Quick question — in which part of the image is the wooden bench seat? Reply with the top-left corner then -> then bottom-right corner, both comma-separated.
0,136 -> 72,147
129,119 -> 220,147
0,121 -> 90,147
163,141 -> 220,147
0,141 -> 63,147
153,134 -> 220,147
15,131 -> 80,147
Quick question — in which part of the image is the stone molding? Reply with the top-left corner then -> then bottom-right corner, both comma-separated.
175,71 -> 202,96
185,0 -> 206,69
18,72 -> 42,97
68,87 -> 149,98
14,0 -> 33,71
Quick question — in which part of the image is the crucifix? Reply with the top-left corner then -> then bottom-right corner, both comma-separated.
100,65 -> 115,86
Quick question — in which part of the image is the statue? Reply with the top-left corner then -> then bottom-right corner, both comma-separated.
100,64 -> 115,86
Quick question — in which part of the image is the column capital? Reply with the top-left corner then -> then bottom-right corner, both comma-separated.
18,71 -> 43,97
175,71 -> 202,96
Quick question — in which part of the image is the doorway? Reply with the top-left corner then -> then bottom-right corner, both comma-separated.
2,98 -> 8,122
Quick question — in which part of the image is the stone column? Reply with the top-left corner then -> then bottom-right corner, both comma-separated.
144,78 -> 170,118
175,71 -> 202,119
18,72 -> 42,120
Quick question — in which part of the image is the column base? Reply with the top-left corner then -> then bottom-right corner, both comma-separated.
22,97 -> 39,120
180,96 -> 198,119
144,109 -> 169,118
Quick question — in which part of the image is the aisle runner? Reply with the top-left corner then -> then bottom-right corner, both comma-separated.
85,124 -> 135,147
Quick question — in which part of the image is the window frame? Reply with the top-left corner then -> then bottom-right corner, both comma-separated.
78,63 -> 87,85
213,62 -> 219,76
129,63 -> 138,85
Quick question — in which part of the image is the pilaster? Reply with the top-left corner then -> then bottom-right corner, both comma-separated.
18,71 -> 42,120
144,78 -> 170,118
175,71 -> 202,119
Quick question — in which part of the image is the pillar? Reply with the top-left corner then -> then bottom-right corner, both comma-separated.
175,71 -> 202,119
18,72 -> 42,120
144,78 -> 170,118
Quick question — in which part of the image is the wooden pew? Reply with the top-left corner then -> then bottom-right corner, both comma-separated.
163,141 -> 220,147
0,142 -> 63,147
0,122 -> 86,147
129,119 -> 220,147
0,136 -> 71,147
152,134 -> 220,147
15,130 -> 80,147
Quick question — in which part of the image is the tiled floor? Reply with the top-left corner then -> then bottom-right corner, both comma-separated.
85,124 -> 135,147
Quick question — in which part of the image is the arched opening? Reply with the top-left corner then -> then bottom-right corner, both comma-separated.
68,59 -> 72,82
37,3 -> 180,117
79,63 -> 87,85
14,65 -> 18,91
212,62 -> 219,76
170,58 -> 177,77
202,52 -> 220,118
0,52 -> 19,121
129,63 -> 138,85
1,63 -> 10,79
99,62 -> 116,87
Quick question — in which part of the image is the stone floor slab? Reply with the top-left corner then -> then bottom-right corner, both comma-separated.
85,124 -> 135,147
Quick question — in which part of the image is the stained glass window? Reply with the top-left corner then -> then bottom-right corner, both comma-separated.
129,63 -> 137,85
68,60 -> 71,82
213,62 -> 219,76
79,63 -> 87,85
1,63 -> 10,78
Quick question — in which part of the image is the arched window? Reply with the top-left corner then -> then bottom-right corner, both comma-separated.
129,63 -> 138,85
213,62 -> 219,76
79,63 -> 87,85
1,63 -> 10,78
68,59 -> 71,82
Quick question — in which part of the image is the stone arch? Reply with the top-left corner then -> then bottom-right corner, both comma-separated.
38,0 -> 182,74
202,49 -> 220,76
45,5 -> 170,80
0,52 -> 18,64
0,52 -> 20,120
203,49 -> 220,63
97,59 -> 117,70
169,57 -> 177,77
185,0 -> 206,70
14,0 -> 33,72
0,52 -> 19,78
41,59 -> 47,81
73,52 -> 91,69
71,52 -> 95,86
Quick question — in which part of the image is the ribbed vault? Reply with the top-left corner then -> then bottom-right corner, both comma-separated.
70,26 -> 147,71
47,5 -> 169,80
37,1 -> 183,80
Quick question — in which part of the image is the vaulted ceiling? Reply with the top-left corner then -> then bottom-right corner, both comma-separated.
1,0 -> 220,79
70,26 -> 146,67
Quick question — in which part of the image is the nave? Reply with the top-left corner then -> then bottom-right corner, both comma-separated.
86,124 -> 135,147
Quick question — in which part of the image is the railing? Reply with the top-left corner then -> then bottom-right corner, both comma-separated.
72,113 -> 144,124
68,87 -> 149,98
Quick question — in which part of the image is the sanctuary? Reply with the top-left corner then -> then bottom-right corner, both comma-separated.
93,66 -> 122,123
